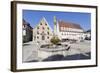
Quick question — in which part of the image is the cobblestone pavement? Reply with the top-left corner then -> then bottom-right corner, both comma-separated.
67,41 -> 90,56
22,41 -> 39,62
22,40 -> 91,62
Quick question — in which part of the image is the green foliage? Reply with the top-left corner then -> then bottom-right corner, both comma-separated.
50,36 -> 60,45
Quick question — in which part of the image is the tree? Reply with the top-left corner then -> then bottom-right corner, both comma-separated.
50,36 -> 60,45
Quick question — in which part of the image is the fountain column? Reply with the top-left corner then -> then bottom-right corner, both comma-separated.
54,16 -> 57,36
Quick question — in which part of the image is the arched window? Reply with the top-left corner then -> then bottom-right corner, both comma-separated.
37,31 -> 39,34
47,32 -> 49,35
37,36 -> 39,39
42,36 -> 45,40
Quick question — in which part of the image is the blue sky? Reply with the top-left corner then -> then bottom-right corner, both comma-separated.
23,10 -> 91,31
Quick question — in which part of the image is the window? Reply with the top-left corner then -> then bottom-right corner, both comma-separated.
37,36 -> 39,39
45,23 -> 47,25
40,23 -> 42,25
47,32 -> 49,35
37,27 -> 39,29
62,33 -> 63,35
61,27 -> 63,31
23,30 -> 26,36
37,31 -> 39,34
34,36 -> 36,41
42,36 -> 45,40
47,27 -> 49,30
63,27 -> 66,31
42,27 -> 45,30
47,36 -> 49,39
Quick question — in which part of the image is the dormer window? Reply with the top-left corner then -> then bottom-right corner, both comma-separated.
47,32 -> 49,35
37,31 -> 39,34
42,27 -> 45,30
47,36 -> 49,39
40,23 -> 42,25
37,26 -> 39,29
37,36 -> 39,39
47,27 -> 49,30
45,23 -> 47,25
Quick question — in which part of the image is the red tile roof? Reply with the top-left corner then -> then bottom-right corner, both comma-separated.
58,20 -> 83,29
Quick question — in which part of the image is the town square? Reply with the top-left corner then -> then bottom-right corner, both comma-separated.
22,10 -> 91,62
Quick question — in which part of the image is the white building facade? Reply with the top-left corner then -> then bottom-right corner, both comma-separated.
33,17 -> 90,43
56,20 -> 85,41
33,17 -> 53,43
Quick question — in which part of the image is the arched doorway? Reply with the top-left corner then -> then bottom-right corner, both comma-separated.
41,32 -> 46,41
42,35 -> 45,40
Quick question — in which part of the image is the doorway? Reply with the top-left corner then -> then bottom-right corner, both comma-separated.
42,35 -> 45,40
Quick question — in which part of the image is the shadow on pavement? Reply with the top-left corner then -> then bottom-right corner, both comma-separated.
43,54 -> 64,61
42,52 -> 91,61
24,52 -> 91,62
